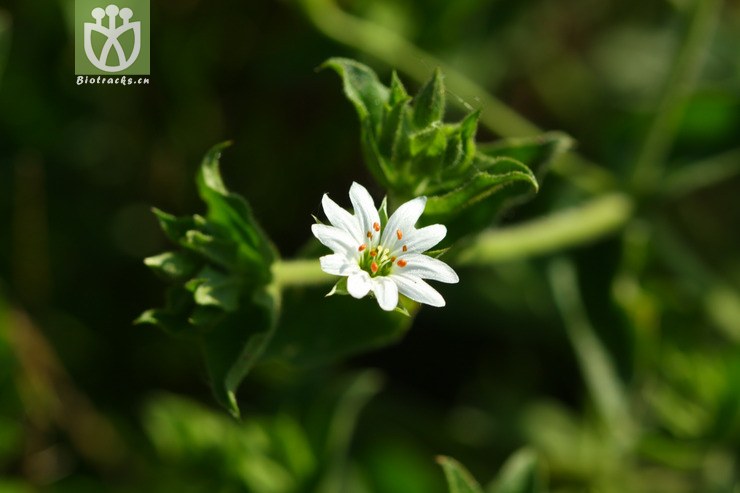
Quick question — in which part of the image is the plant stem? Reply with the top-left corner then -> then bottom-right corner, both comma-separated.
453,193 -> 633,266
630,0 -> 722,193
272,258 -> 334,287
661,146 -> 740,198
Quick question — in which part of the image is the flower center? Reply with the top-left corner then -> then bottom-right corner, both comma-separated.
357,226 -> 408,277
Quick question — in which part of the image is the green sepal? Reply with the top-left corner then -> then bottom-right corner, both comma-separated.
325,277 -> 348,297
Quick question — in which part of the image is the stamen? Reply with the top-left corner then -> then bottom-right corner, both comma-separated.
371,261 -> 379,273
370,250 -> 377,257
396,229 -> 403,240
366,231 -> 373,239
397,259 -> 407,268
358,244 -> 366,252
373,222 -> 380,232
390,256 -> 396,262
402,245 -> 408,252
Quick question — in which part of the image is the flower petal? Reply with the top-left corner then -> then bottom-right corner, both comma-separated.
349,182 -> 380,242
394,253 -> 458,283
321,193 -> 363,242
347,271 -> 372,299
311,224 -> 358,254
391,274 -> 445,307
392,224 -> 446,255
319,254 -> 357,276
371,276 -> 399,311
381,196 -> 427,248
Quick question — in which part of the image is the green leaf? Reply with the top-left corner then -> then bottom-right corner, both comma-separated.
437,456 -> 484,493
478,132 -> 573,180
422,157 -> 538,240
144,251 -> 200,281
322,57 -> 389,132
413,68 -> 445,129
183,230 -> 240,272
201,284 -> 281,417
263,287 -> 416,367
488,449 -> 545,493
197,143 -> 278,270
190,265 -> 242,312
152,208 -> 205,244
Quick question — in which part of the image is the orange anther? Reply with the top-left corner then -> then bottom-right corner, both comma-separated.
396,229 -> 403,240
366,231 -> 373,238
397,259 -> 407,268
370,251 -> 377,257
371,261 -> 379,273
402,245 -> 408,252
373,222 -> 380,232
358,244 -> 367,252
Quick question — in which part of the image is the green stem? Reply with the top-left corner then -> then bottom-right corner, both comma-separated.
630,0 -> 722,193
548,258 -> 634,445
272,258 -> 334,287
453,193 -> 633,266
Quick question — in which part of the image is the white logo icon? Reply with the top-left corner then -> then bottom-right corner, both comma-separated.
84,4 -> 141,72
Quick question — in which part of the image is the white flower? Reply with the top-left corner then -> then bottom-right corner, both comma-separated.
311,182 -> 459,311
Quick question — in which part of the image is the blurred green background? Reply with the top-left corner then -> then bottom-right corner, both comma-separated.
1,0 -> 739,491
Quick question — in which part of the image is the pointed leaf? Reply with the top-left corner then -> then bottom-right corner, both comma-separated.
197,143 -> 278,269
437,456 -> 484,493
322,57 -> 389,131
478,132 -> 573,180
201,285 -> 281,417
152,208 -> 204,244
190,265 -> 242,312
413,68 -> 445,128
144,251 -> 200,281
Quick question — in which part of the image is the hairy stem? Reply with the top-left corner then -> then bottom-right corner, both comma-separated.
453,194 -> 633,266
273,258 -> 334,287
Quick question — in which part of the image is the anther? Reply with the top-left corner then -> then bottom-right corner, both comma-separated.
373,222 -> 380,232
371,261 -> 379,273
358,244 -> 366,252
402,245 -> 408,252
370,250 -> 377,257
366,231 -> 373,239
397,259 -> 407,268
390,256 -> 396,262
396,229 -> 403,240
